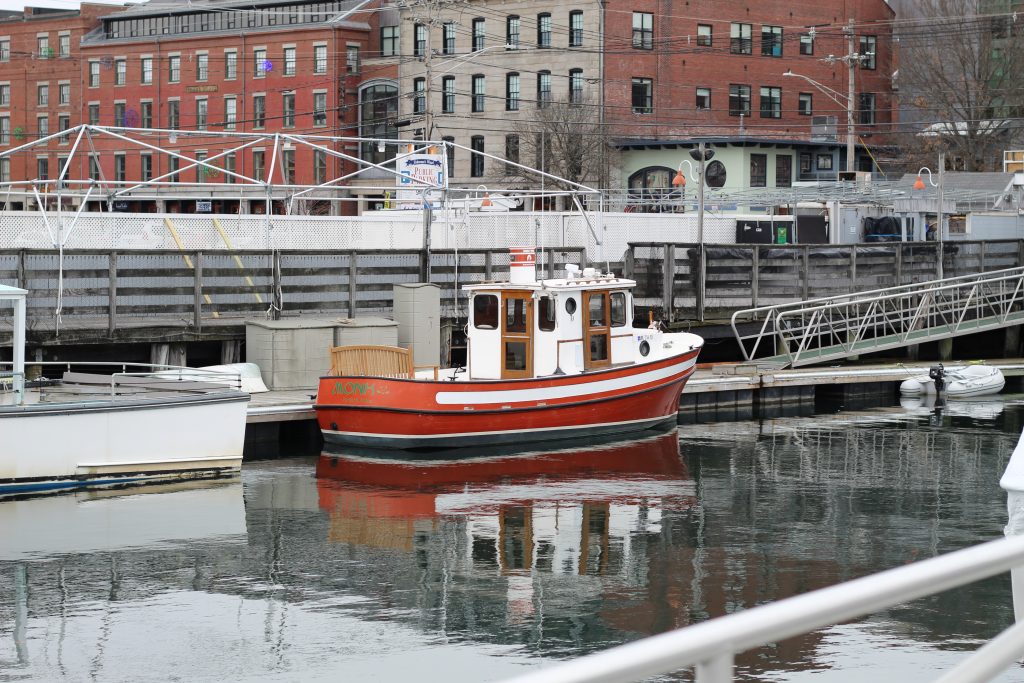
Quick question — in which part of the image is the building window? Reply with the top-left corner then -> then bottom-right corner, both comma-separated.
58,82 -> 70,105
750,153 -> 767,187
799,92 -> 812,116
506,73 -> 520,111
569,69 -> 584,104
314,149 -> 327,184
631,77 -> 653,114
195,150 -> 209,182
88,103 -> 100,126
442,136 -> 455,176
0,157 -> 10,181
88,155 -> 100,181
0,116 -> 8,145
729,84 -> 751,116
196,53 -> 208,81
859,92 -> 876,125
761,25 -> 782,57
314,44 -> 327,73
37,157 -> 49,181
359,82 -> 398,165
114,102 -> 125,126
37,84 -> 48,107
776,155 -> 792,187
141,154 -> 152,181
253,95 -> 265,128
442,76 -> 455,113
569,11 -> 583,47
141,57 -> 153,84
224,96 -> 237,130
283,47 -> 296,76
816,153 -> 833,171
0,84 -> 8,107
253,150 -> 265,181
37,35 -> 50,59
114,154 -> 125,182
473,18 -> 485,51
472,74 -> 485,113
59,33 -> 70,57
141,101 -> 152,128
381,27 -> 399,57
760,86 -> 781,118
254,48 -> 267,77
730,23 -> 752,54
89,61 -> 100,87
195,98 -> 207,130
169,55 -> 180,83
282,149 -> 295,183
0,40 -> 8,62
313,92 -> 327,126
413,78 -> 425,114
632,12 -> 653,49
537,71 -> 551,108
414,24 -> 427,57
168,155 -> 180,182
470,135 -> 484,177
505,134 -> 519,173
167,100 -> 179,129
859,35 -> 877,69
224,51 -> 237,80
697,24 -> 712,47
800,33 -> 814,55
283,92 -> 295,127
115,59 -> 127,85
225,152 -> 236,183
442,22 -> 456,55
58,114 -> 70,141
507,16 -> 520,48
37,115 -> 49,138
696,87 -> 710,110
537,13 -> 551,47
347,45 -> 359,74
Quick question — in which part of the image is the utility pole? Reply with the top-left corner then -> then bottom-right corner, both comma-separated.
844,19 -> 856,173
937,151 -> 945,280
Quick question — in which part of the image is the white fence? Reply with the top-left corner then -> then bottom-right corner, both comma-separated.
0,209 -> 779,262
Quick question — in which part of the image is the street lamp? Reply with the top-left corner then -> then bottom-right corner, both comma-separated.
783,69 -> 855,173
675,143 -> 715,321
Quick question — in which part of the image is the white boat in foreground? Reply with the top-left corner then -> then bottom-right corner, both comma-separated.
1,284 -> 250,497
899,364 -> 1005,398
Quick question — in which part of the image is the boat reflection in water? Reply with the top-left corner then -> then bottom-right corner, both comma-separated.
316,427 -> 693,586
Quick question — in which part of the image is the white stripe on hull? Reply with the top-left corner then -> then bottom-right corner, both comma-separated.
434,355 -> 696,405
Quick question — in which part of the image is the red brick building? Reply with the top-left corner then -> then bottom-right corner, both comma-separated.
0,4 -> 118,190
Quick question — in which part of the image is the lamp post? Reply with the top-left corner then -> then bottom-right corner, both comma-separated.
915,157 -> 945,279
783,69 -> 855,173
672,142 -> 715,321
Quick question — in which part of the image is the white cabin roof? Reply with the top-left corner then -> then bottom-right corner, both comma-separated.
463,276 -> 636,292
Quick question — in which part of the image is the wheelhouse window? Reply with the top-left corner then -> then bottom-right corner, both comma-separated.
539,296 -> 556,331
474,295 -> 498,329
610,292 -> 627,327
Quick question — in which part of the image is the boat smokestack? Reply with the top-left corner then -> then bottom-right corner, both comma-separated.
509,246 -> 537,284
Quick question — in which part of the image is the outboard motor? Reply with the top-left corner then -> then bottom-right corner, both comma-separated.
929,364 -> 946,406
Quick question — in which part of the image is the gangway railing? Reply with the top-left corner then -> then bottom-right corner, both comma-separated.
730,266 -> 1024,367
501,533 -> 1024,683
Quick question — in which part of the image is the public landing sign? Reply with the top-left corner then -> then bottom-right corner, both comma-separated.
396,153 -> 446,210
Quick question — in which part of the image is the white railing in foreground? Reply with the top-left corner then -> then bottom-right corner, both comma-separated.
502,533 -> 1024,683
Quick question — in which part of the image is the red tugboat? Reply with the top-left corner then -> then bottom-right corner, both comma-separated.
315,247 -> 703,451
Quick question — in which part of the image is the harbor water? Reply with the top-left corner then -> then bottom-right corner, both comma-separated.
2,399 -> 1024,682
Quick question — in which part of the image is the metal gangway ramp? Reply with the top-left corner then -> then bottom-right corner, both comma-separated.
730,266 -> 1024,368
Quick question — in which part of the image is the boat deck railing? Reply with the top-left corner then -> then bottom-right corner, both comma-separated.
502,533 -> 1024,683
0,361 -> 242,402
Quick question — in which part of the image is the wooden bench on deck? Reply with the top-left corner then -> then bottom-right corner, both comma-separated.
328,345 -> 439,380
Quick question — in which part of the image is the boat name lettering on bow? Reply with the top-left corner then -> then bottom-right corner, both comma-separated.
331,381 -> 388,398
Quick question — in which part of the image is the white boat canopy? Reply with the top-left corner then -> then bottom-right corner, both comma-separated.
1,284 -> 27,401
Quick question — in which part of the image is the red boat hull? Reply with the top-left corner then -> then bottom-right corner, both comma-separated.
314,348 -> 699,450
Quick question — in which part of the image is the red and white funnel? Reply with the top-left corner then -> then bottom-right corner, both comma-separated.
509,246 -> 537,284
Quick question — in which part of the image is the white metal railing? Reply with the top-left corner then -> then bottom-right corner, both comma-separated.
731,266 -> 1024,367
0,361 -> 242,401
502,534 -> 1024,683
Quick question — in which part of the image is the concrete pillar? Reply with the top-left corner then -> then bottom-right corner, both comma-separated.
1006,325 -> 1022,359
938,338 -> 954,362
151,342 -> 187,368
906,344 -> 920,361
221,339 -> 242,365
